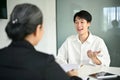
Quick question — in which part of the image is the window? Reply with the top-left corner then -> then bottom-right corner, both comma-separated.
103,7 -> 120,32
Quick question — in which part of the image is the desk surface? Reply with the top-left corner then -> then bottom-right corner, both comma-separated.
78,65 -> 120,80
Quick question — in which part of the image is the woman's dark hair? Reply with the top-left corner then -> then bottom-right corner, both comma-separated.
5,3 -> 43,41
73,10 -> 92,23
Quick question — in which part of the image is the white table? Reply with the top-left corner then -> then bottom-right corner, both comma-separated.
78,65 -> 120,80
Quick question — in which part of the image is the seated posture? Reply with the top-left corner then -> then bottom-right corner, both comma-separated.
0,3 -> 82,80
56,10 -> 110,66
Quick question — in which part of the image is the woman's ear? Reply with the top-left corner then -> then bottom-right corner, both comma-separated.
34,24 -> 42,36
31,24 -> 43,45
38,24 -> 43,29
35,24 -> 44,40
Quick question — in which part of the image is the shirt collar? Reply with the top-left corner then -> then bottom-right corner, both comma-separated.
86,32 -> 93,43
75,32 -> 94,44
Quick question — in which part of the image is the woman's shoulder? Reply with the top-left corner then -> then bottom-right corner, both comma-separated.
35,51 -> 55,62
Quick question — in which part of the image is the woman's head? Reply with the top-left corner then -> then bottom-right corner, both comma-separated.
5,3 -> 43,41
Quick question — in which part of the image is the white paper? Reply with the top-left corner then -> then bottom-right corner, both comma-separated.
60,64 -> 80,72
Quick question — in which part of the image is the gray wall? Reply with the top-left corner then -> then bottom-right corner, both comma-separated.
56,0 -> 120,67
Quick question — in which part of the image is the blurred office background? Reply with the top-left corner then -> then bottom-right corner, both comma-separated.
56,0 -> 120,67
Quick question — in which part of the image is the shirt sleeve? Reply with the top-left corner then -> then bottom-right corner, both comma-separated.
56,40 -> 68,64
89,39 -> 110,66
98,39 -> 110,66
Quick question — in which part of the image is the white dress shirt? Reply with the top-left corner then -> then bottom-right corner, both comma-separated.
56,33 -> 110,66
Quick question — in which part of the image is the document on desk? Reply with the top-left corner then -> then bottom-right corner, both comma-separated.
59,64 -> 80,72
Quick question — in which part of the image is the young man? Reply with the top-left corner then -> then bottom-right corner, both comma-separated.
56,10 -> 110,66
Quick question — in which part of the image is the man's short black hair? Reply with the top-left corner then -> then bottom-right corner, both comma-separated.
73,10 -> 92,23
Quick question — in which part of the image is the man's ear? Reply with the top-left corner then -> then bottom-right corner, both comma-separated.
87,22 -> 91,28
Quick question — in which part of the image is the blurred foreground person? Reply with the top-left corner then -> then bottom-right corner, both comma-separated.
0,3 -> 82,80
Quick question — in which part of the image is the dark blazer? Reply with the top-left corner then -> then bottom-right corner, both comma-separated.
0,40 -> 81,80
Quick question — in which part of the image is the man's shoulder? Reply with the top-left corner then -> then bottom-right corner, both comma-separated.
91,34 -> 105,44
66,34 -> 77,40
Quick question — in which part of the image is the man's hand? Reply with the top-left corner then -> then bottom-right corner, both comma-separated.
87,50 -> 101,65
